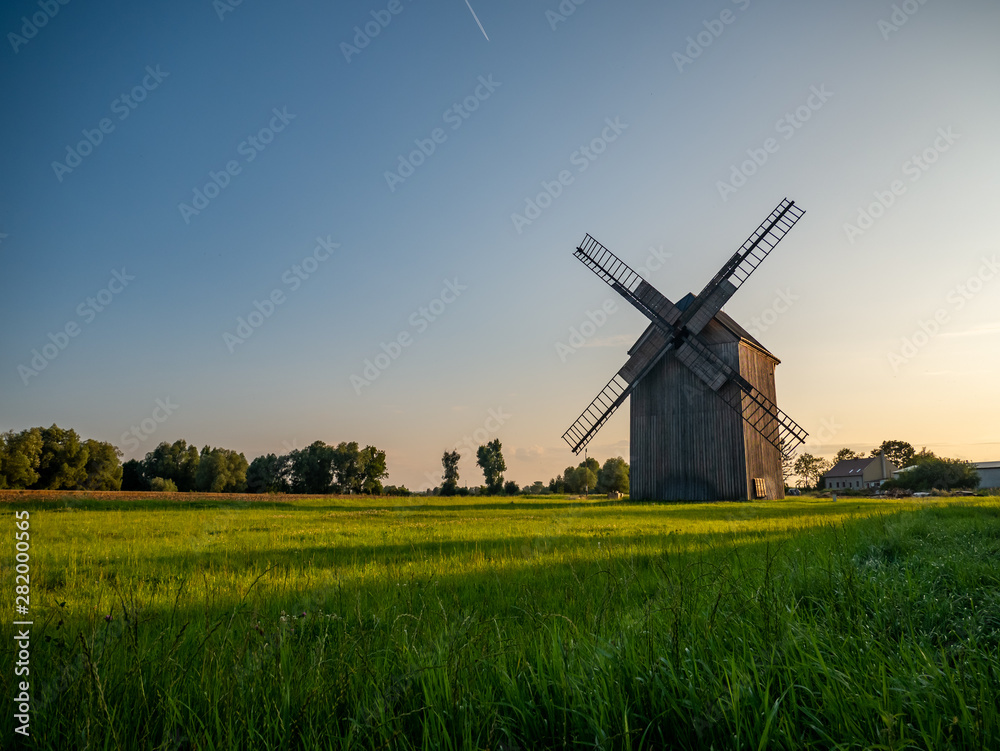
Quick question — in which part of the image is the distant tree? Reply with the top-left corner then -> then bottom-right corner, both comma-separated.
596,457 -> 629,494
82,439 -> 123,490
195,447 -> 248,493
332,441 -> 362,493
580,456 -> 600,475
548,474 -> 565,493
288,441 -> 335,494
834,448 -> 863,464
246,453 -> 291,493
143,440 -> 200,492
525,480 -> 547,495
885,457 -> 978,492
476,439 -> 506,495
441,450 -> 460,496
793,453 -> 832,489
781,441 -> 798,487
563,465 -> 597,494
504,480 -> 520,495
34,425 -> 89,490
0,428 -> 43,489
149,477 -> 178,492
121,459 -> 149,491
360,445 -> 388,494
870,440 -> 915,470
383,485 -> 411,496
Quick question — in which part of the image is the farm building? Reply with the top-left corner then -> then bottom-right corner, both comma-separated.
629,294 -> 785,502
823,455 -> 896,490
974,461 -> 1000,489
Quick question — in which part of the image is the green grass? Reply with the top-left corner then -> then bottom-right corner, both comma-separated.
3,494 -> 1000,749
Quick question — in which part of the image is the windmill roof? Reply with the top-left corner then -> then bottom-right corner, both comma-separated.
627,292 -> 779,362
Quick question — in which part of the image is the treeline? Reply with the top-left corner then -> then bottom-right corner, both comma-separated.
0,425 -> 392,495
125,439 -> 390,495
0,425 -> 122,490
548,456 -> 629,494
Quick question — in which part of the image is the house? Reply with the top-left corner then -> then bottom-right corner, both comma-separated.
974,461 -> 1000,490
823,455 -> 896,490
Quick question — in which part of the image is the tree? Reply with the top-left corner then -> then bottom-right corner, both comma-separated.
34,424 -> 89,489
870,440 -> 915,470
121,459 -> 149,491
834,448 -> 863,464
885,457 -> 979,492
195,447 -> 248,493
476,439 -> 506,495
82,439 -> 123,490
0,428 -> 43,489
596,457 -> 629,494
781,442 -> 798,487
441,450 -> 460,496
504,480 -> 520,495
563,465 -> 597,494
246,453 -> 291,493
358,445 -> 388,494
331,441 -> 363,493
793,453 -> 832,489
288,441 -> 335,494
149,477 -> 178,492
143,440 -> 200,492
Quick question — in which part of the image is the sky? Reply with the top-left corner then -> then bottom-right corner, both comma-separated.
1,0 -> 998,490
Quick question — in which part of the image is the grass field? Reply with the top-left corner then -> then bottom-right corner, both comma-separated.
3,492 -> 1000,749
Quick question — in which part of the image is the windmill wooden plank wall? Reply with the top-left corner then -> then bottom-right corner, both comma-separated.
561,198 -> 808,503
629,317 -> 783,501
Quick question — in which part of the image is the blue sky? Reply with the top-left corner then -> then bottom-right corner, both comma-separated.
2,0 -> 998,489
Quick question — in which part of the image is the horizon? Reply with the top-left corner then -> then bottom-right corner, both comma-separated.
2,1 -> 998,490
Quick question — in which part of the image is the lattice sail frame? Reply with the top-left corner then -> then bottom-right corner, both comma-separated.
562,198 -> 807,456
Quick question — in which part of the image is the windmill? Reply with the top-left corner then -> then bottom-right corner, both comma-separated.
562,198 -> 808,501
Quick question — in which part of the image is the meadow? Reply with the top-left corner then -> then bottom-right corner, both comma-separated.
3,491 -> 1000,749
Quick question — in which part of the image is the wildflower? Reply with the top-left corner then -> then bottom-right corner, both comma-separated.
104,614 -> 112,622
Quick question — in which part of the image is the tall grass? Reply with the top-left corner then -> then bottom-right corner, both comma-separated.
3,495 -> 999,749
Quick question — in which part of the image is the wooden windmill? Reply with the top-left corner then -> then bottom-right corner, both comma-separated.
562,198 -> 808,501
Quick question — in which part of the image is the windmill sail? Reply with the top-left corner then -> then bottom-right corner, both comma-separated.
562,199 -> 808,456
680,198 -> 804,334
562,327 -> 674,454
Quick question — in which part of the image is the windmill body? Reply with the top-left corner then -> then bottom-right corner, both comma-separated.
562,199 -> 808,502
629,296 -> 783,500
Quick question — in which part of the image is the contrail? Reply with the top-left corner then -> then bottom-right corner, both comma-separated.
464,0 -> 490,41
